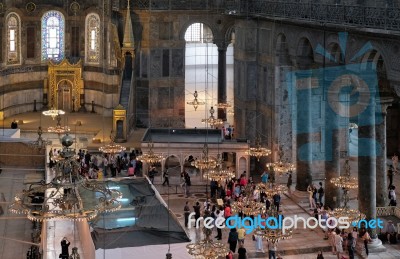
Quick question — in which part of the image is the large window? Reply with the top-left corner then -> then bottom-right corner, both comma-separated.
41,11 -> 65,61
85,13 -> 100,64
6,12 -> 21,64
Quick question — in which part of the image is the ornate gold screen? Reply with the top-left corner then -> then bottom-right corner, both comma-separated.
46,59 -> 84,111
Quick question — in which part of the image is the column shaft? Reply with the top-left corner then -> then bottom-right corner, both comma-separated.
217,47 -> 227,121
358,101 -> 377,236
375,112 -> 387,207
295,80 -> 312,191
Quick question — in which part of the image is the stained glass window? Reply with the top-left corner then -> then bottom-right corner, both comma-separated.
41,11 -> 65,61
6,13 -> 20,64
85,13 -> 100,64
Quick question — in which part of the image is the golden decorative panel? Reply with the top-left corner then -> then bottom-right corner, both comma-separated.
47,59 -> 84,111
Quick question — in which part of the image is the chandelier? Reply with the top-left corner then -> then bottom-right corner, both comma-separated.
42,107 -> 65,120
215,102 -> 231,110
203,169 -> 235,182
266,148 -> 296,176
99,131 -> 126,154
254,223 -> 293,243
201,107 -> 223,127
256,183 -> 288,198
48,114 -> 70,134
246,137 -> 271,161
187,91 -> 205,111
253,205 -> 293,243
227,109 -> 234,115
330,159 -> 358,190
186,227 -> 229,259
28,126 -> 50,151
10,134 -> 122,221
136,142 -> 164,165
330,159 -> 365,223
191,144 -> 217,170
231,185 -> 266,216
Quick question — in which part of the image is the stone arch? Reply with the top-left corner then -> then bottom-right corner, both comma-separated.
164,154 -> 181,174
326,42 -> 342,65
179,19 -> 218,41
360,50 -> 390,92
296,37 -> 315,69
223,23 -> 236,45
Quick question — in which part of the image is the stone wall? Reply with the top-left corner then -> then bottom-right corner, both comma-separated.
0,141 -> 45,169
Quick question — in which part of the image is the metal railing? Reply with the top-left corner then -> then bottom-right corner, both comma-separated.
132,0 -> 400,32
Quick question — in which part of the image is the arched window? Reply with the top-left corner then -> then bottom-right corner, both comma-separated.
41,11 -> 65,61
85,13 -> 100,64
6,12 -> 21,64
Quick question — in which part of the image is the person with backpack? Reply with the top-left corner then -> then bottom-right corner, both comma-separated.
318,182 -> 324,206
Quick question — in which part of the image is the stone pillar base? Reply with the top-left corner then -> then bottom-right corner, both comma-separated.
356,238 -> 386,258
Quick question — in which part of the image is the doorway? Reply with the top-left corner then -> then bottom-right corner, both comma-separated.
57,80 -> 72,112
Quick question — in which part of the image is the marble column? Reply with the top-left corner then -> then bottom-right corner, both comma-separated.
295,74 -> 313,191
375,100 -> 392,207
358,99 -> 377,236
324,98 -> 341,209
216,41 -> 227,121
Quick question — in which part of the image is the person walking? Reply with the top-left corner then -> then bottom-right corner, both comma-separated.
272,193 -> 281,212
347,232 -> 355,259
307,184 -> 316,210
184,201 -> 190,227
237,243 -> 247,259
227,228 -> 238,253
255,234 -> 264,253
193,201 -> 201,222
162,168 -> 170,186
318,182 -> 324,206
334,229 -> 343,259
287,172 -> 293,194
388,165 -> 394,187
267,240 -> 277,259
214,209 -> 223,240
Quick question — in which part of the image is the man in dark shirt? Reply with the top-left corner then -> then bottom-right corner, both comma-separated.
238,243 -> 247,259
193,201 -> 201,221
60,237 -> 70,259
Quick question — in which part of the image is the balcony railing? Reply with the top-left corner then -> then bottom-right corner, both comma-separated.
132,0 -> 400,31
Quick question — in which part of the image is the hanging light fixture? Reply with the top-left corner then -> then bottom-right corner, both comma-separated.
28,126 -> 50,151
203,154 -> 234,181
215,102 -> 231,110
231,185 -> 266,216
253,202 -> 293,243
191,144 -> 217,170
99,131 -> 126,154
10,134 -> 122,221
330,160 -> 365,223
187,90 -> 205,111
246,136 -> 271,161
48,114 -> 71,134
42,106 -> 65,120
186,227 -> 229,259
201,106 -> 223,128
266,148 -> 296,176
137,142 -> 164,165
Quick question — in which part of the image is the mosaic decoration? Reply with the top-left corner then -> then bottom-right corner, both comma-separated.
41,11 -> 65,61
